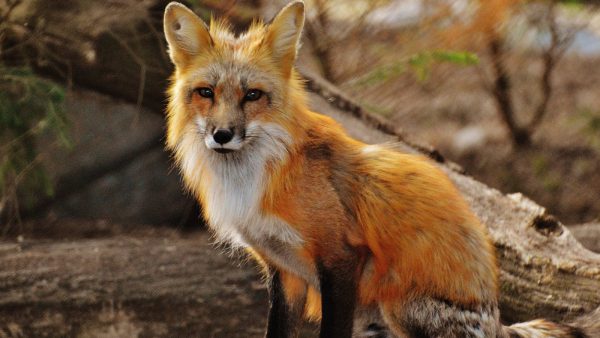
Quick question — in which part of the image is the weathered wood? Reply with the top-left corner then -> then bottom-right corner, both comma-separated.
0,230 -> 273,337
570,222 -> 600,253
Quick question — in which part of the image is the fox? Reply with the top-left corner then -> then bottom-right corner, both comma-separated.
163,1 -> 598,337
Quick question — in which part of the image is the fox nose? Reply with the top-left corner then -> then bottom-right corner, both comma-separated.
213,128 -> 234,145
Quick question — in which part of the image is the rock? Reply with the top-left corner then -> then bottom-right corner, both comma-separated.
54,148 -> 191,226
37,89 -> 195,226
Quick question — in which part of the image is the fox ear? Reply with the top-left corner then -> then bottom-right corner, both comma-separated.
163,2 -> 212,68
265,1 -> 305,77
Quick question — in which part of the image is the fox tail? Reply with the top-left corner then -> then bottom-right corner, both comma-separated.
505,306 -> 600,338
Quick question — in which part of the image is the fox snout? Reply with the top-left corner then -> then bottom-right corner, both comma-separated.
213,128 -> 234,145
204,124 -> 246,154
200,118 -> 247,154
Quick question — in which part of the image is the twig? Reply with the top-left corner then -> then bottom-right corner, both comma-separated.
304,0 -> 335,82
0,0 -> 21,26
1,152 -> 43,232
144,18 -> 171,68
106,30 -> 148,118
0,123 -> 46,155
527,3 -> 572,133
486,33 -> 529,146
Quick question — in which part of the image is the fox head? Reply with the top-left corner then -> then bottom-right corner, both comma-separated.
164,1 -> 306,155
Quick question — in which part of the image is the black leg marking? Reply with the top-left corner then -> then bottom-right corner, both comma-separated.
265,267 -> 303,338
317,258 -> 359,338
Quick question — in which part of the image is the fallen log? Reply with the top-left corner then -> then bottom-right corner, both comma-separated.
569,222 -> 600,254
0,229 -> 279,337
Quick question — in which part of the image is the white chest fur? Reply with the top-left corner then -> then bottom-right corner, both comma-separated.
177,120 -> 304,248
176,120 -> 319,287
204,162 -> 318,286
202,153 -> 303,248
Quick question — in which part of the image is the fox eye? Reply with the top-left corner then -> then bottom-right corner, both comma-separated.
195,87 -> 214,98
244,89 -> 263,102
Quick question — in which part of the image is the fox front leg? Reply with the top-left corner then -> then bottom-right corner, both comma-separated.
265,267 -> 305,338
317,255 -> 360,338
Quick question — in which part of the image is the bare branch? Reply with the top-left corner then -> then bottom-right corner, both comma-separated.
0,0 -> 21,26
527,2 -> 575,133
487,33 -> 531,146
106,30 -> 148,113
143,18 -> 171,68
304,0 -> 336,82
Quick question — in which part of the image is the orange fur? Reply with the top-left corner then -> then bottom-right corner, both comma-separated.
260,117 -> 498,310
304,286 -> 322,321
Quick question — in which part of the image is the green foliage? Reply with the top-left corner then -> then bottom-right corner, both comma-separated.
559,0 -> 584,10
573,109 -> 600,149
579,109 -> 600,134
0,66 -> 70,220
531,153 -> 560,192
354,50 -> 479,87
409,51 -> 479,82
531,153 -> 549,177
354,62 -> 406,87
186,0 -> 213,22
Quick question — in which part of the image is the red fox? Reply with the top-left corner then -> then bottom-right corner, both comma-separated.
163,1 -> 597,337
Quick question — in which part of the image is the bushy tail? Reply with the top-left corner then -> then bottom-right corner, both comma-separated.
505,307 -> 600,338
506,319 -> 588,338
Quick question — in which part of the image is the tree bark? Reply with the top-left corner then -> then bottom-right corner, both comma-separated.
569,222 -> 600,254
0,230 -> 279,337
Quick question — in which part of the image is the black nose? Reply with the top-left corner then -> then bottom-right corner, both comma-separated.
213,128 -> 234,145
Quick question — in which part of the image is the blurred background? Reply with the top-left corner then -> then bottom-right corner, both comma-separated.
1,0 -> 600,335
